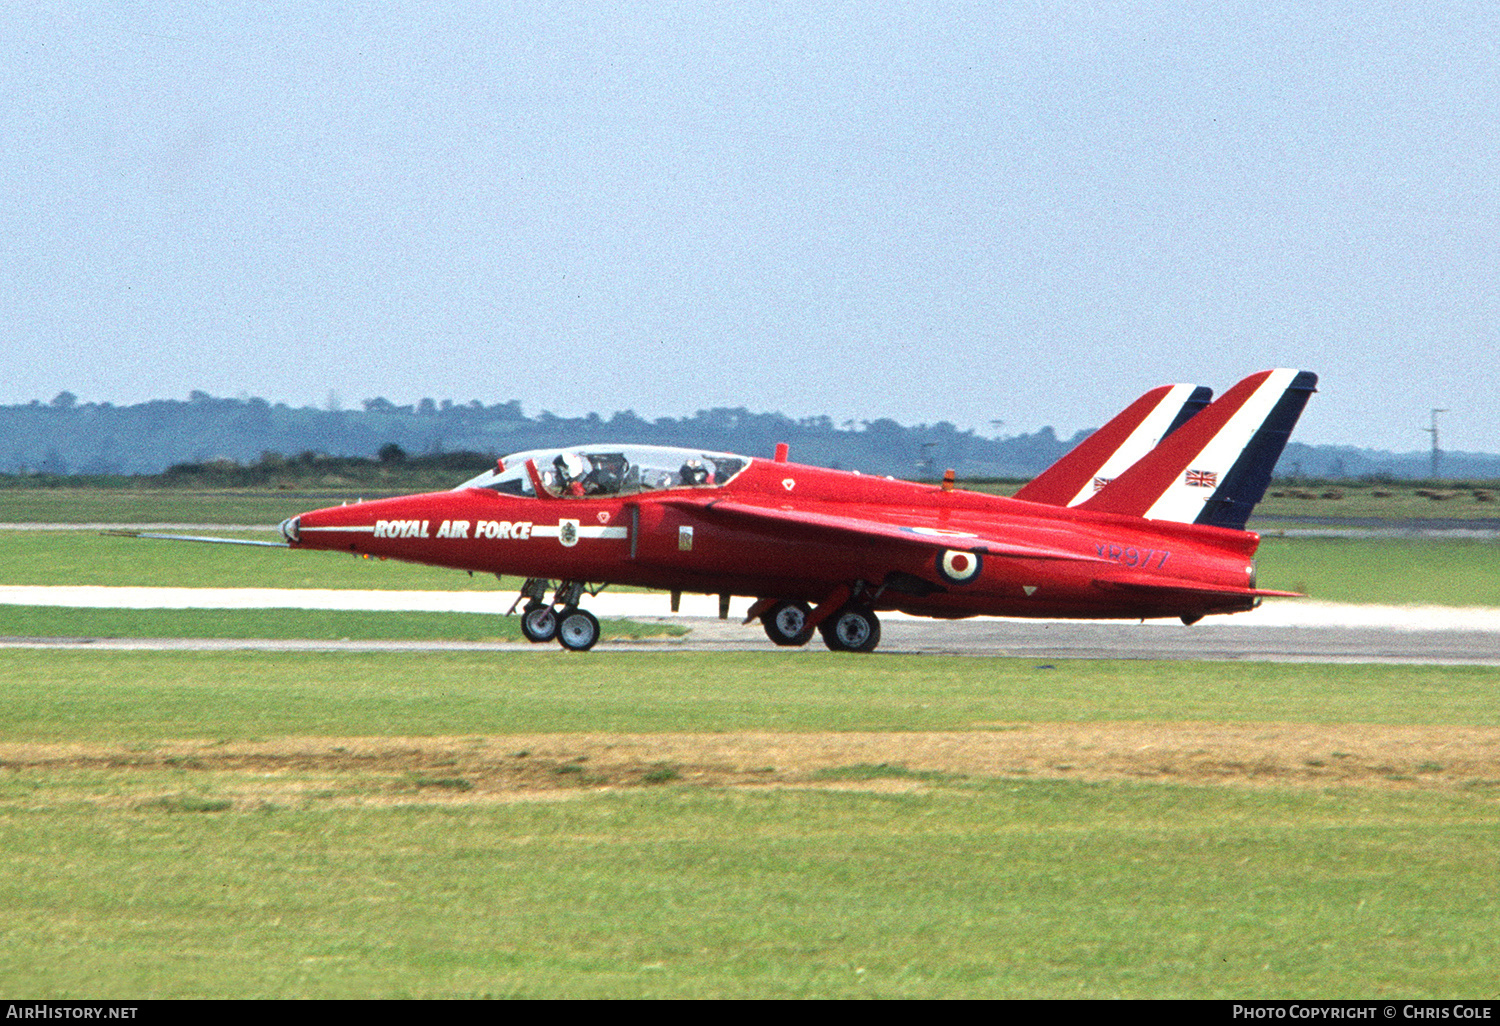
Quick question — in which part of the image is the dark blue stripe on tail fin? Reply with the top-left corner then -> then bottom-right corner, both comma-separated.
1195,371 -> 1319,530
1161,385 -> 1214,441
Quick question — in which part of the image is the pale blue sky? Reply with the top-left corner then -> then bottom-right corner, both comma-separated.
3,2 -> 1497,451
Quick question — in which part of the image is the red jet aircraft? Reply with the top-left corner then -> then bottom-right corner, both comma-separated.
262,368 -> 1317,652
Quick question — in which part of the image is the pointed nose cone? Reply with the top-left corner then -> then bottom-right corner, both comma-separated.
286,501 -> 371,551
288,494 -> 451,554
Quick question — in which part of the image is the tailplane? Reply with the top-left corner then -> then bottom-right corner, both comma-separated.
1077,369 -> 1318,530
1014,383 -> 1213,507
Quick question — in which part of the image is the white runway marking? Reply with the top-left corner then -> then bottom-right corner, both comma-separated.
1,586 -> 1498,632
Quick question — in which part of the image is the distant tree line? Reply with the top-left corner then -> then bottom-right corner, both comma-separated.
0,390 -> 1084,480
141,447 -> 495,492
2,390 -> 1497,482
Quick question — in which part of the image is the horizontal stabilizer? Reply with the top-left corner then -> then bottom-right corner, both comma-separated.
1015,383 -> 1213,507
1091,576 -> 1303,600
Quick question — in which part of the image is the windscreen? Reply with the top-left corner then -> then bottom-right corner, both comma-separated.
456,445 -> 748,498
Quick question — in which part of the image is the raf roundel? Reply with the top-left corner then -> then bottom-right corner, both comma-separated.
937,548 -> 982,585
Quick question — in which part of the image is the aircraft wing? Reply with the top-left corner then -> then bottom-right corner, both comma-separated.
687,499 -> 1110,564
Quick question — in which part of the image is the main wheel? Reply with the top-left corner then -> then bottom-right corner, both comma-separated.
557,608 -> 601,651
820,605 -> 881,653
520,604 -> 558,643
762,599 -> 815,647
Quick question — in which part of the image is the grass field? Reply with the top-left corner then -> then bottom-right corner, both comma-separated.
0,529 -> 481,591
6,776 -> 1495,998
3,492 -> 1499,997
4,650 -> 1499,738
1253,536 -> 1500,606
0,530 -> 676,641
4,530 -> 1500,607
1,650 -> 1498,998
1252,485 -> 1500,524
0,488 -> 394,525
0,606 -> 681,643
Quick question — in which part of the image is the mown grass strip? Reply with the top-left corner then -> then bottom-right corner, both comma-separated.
0,606 -> 681,643
1,650 -> 1496,742
810,762 -> 954,783
1,644 -> 1497,998
1254,536 -> 1500,606
0,530 -> 499,591
1,783 -> 1496,998
0,489 -> 393,525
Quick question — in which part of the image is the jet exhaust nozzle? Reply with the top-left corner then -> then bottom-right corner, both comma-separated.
279,516 -> 301,544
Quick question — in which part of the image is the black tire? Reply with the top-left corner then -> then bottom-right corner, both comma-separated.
820,605 -> 881,653
557,608 -> 601,652
520,605 -> 558,643
762,599 -> 815,647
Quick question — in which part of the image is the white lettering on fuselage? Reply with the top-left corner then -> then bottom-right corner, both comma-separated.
475,520 -> 533,540
373,520 -> 431,539
372,519 -> 537,540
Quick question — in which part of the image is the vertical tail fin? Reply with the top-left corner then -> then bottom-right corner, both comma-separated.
1014,383 -> 1213,507
1078,369 -> 1318,529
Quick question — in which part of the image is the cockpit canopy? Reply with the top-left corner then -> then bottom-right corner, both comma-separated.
456,444 -> 750,499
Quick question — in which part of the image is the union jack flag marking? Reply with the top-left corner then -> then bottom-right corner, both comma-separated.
1092,476 -> 1113,492
1185,469 -> 1217,488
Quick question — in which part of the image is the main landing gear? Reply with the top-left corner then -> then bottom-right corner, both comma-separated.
511,579 -> 604,652
819,604 -> 881,653
756,591 -> 883,653
761,600 -> 815,646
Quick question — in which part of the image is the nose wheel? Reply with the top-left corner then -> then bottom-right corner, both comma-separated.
513,580 -> 603,651
556,608 -> 601,651
520,604 -> 558,643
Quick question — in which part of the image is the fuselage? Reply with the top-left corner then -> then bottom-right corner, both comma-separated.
284,444 -> 1267,623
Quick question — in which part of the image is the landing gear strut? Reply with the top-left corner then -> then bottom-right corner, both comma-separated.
511,578 -> 605,651
753,586 -> 884,653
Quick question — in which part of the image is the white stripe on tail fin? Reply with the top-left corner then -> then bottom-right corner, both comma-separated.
1078,369 -> 1318,529
1014,383 -> 1213,507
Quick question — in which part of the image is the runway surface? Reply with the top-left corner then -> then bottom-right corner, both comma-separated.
2,586 -> 1499,664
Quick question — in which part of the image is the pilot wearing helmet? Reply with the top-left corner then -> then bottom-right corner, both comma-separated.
679,459 -> 712,486
552,452 -> 588,497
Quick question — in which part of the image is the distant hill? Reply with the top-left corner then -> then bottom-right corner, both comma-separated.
3,391 -> 1496,482
1276,442 -> 1500,482
0,391 -> 1081,480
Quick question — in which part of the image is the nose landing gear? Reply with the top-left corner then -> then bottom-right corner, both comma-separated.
511,579 -> 604,651
520,604 -> 558,643
556,608 -> 601,651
